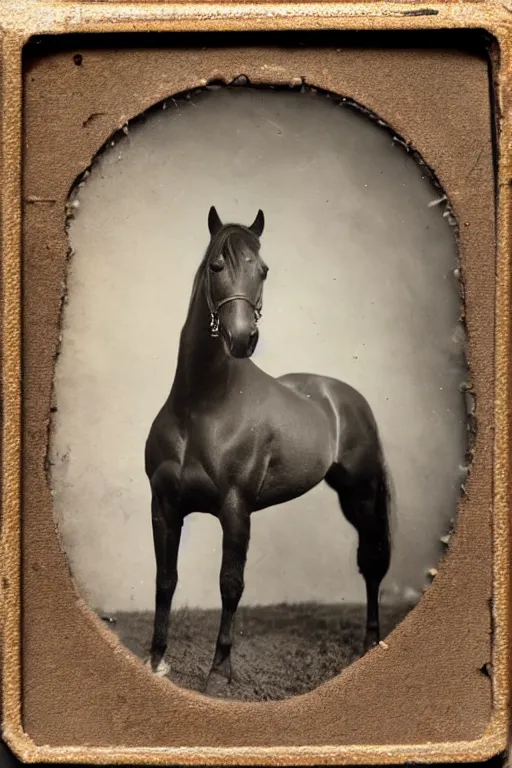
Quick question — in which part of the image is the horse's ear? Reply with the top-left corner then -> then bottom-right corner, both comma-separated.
208,206 -> 223,237
249,209 -> 265,238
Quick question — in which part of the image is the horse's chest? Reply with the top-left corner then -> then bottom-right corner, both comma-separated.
178,457 -> 220,512
179,413 -> 266,494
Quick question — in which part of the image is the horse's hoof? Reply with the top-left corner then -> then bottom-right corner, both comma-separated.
204,659 -> 237,695
362,640 -> 378,655
204,670 -> 231,697
144,657 -> 170,677
362,633 -> 379,655
210,656 -> 233,681
156,659 -> 171,676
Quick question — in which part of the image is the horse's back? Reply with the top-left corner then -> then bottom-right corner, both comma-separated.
277,372 -> 375,424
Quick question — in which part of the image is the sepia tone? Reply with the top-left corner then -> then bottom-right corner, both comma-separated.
0,3 -> 511,765
18,39 -> 498,751
50,85 -> 468,701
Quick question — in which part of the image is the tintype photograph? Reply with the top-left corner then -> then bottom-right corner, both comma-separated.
49,84 -> 469,702
2,10 -> 509,761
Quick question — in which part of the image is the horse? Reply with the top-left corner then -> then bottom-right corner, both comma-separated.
144,206 -> 392,688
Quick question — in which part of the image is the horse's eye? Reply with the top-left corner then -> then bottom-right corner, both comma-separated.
210,256 -> 224,273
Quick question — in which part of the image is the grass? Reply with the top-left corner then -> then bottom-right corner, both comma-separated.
103,602 -> 411,701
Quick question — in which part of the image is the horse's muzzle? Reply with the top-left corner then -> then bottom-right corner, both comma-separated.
221,325 -> 259,359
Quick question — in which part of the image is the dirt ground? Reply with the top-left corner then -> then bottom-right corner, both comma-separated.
104,602 -> 411,701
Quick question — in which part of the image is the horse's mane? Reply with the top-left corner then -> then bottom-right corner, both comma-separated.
188,225 -> 260,311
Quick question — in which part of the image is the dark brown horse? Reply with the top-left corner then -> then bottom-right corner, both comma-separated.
145,207 -> 391,686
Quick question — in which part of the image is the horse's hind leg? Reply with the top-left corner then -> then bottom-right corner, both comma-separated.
148,491 -> 183,675
327,467 -> 390,653
207,492 -> 250,688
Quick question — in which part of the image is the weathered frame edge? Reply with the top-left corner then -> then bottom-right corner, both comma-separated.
1,2 -> 511,764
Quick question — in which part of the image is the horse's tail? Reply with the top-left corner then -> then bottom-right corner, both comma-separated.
377,451 -> 394,554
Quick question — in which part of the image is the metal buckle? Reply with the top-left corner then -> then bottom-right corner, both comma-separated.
210,313 -> 220,337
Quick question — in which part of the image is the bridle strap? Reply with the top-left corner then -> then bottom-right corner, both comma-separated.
216,294 -> 261,313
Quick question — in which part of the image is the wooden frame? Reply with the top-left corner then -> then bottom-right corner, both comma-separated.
1,1 -> 511,765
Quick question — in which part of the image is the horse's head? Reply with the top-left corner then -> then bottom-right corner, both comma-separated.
205,206 -> 268,359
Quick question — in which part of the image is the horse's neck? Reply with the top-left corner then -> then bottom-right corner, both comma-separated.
170,268 -> 230,402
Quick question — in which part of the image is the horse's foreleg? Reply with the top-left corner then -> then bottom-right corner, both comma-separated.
208,495 -> 250,685
149,493 -> 182,675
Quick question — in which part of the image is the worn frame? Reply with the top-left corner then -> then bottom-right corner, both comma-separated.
1,1 -> 511,765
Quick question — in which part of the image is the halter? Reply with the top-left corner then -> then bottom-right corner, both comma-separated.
204,264 -> 263,338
